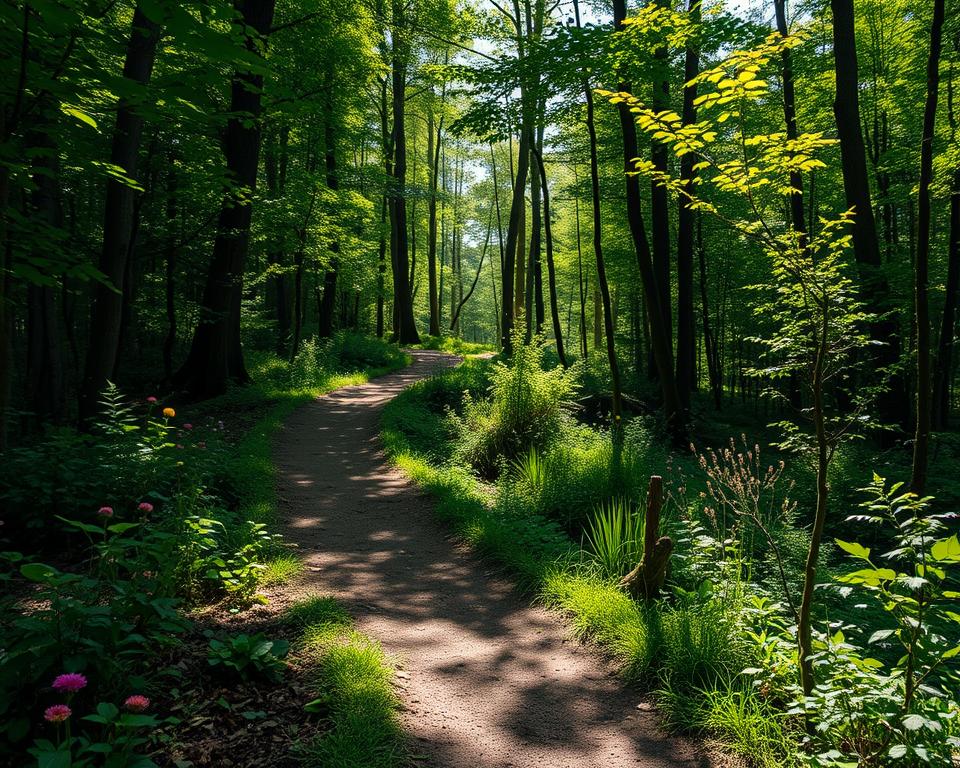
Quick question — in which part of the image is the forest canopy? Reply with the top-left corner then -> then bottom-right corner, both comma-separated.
1,0 -> 960,765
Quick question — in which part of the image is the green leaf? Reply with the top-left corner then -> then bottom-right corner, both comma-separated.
107,523 -> 140,534
59,104 -> 98,130
834,539 -> 871,560
20,562 -> 59,582
902,714 -> 925,731
837,568 -> 896,586
888,744 -> 908,759
868,629 -> 895,644
930,535 -> 960,563
38,751 -> 71,768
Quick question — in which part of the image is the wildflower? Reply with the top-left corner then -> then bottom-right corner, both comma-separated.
137,502 -> 154,514
124,695 -> 150,712
97,506 -> 114,518
51,673 -> 87,693
147,396 -> 158,404
163,407 -> 176,418
44,704 -> 71,723
183,423 -> 193,430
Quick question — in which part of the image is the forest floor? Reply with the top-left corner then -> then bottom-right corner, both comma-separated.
269,350 -> 710,768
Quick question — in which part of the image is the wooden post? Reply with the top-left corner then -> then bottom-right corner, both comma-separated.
620,475 -> 673,600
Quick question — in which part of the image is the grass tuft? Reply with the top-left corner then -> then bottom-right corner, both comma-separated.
291,595 -> 406,768
258,552 -> 304,586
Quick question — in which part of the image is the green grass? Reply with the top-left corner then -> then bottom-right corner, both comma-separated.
414,334 -> 496,356
207,340 -> 411,766
380,360 -> 799,766
287,597 -> 406,768
258,551 -> 304,586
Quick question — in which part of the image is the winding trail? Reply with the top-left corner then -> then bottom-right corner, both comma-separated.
274,350 -> 708,768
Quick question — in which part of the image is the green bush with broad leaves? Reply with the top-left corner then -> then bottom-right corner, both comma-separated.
206,633 -> 290,683
0,386 -> 280,763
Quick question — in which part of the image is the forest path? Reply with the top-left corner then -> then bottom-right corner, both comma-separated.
274,350 -> 708,768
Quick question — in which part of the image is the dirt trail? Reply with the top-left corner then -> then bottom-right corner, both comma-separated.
274,350 -> 708,768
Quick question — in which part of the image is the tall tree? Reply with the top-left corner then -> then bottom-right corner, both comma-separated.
79,4 -> 161,421
174,0 -> 276,398
933,53 -> 960,430
910,0 -> 946,494
611,0 -> 683,434
830,0 -> 902,427
675,0 -> 700,405
388,0 -> 420,344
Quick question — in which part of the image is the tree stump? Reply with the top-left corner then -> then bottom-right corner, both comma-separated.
619,475 -> 673,600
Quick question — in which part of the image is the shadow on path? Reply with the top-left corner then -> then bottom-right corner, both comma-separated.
274,350 -> 709,768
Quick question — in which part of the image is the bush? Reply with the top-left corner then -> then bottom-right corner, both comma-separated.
448,334 -> 580,477
287,331 -> 407,391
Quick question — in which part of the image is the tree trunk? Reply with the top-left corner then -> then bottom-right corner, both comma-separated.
909,0 -> 945,494
650,0 -> 672,350
933,58 -> 960,430
502,127 -> 530,353
532,147 -> 566,366
586,84 -> 621,424
319,86 -> 339,340
611,0 -> 683,436
831,0 -> 904,428
675,0 -> 700,407
80,4 -> 160,420
173,0 -> 275,398
163,159 -> 177,381
388,0 -> 420,345
427,107 -> 442,336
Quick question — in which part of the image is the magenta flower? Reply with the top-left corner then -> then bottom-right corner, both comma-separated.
51,673 -> 87,693
97,506 -> 114,518
137,502 -> 153,514
124,695 -> 150,712
44,704 -> 71,723
146,396 -> 158,404
183,423 -> 193,431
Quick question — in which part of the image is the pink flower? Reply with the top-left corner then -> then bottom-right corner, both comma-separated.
137,502 -> 153,514
146,396 -> 158,404
97,506 -> 114,518
183,423 -> 193,430
51,673 -> 87,693
124,695 -> 150,712
44,704 -> 71,723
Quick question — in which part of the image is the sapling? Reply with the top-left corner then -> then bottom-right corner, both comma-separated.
600,22 -> 887,706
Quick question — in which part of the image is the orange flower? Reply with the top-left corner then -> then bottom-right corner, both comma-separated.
162,407 -> 176,418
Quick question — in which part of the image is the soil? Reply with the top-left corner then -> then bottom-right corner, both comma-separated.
273,350 -> 713,768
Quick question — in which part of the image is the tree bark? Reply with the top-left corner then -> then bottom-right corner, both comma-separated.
80,4 -> 160,420
532,147 -> 566,366
611,0 -> 683,435
675,0 -> 701,406
831,0 -> 904,428
650,0 -> 672,351
388,0 -> 420,345
933,59 -> 960,430
173,0 -> 275,398
909,0 -> 945,494
318,84 -> 339,340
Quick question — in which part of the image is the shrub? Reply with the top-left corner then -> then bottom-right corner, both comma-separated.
206,633 -> 290,682
448,334 -> 579,477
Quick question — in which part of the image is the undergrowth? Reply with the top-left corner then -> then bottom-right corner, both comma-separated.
380,350 -> 960,766
288,596 -> 406,768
